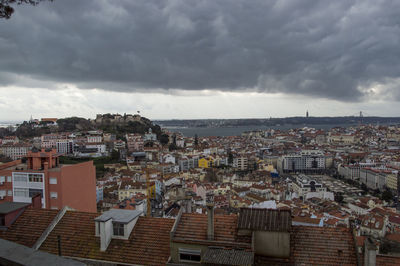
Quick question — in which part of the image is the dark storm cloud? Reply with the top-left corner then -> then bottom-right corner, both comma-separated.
1,0 -> 400,100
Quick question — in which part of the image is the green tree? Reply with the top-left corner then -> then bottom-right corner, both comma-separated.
168,143 -> 177,151
361,183 -> 368,192
111,149 -> 120,161
172,133 -> 177,146
159,133 -> 169,146
335,193 -> 344,204
228,152 -> 233,165
382,190 -> 393,202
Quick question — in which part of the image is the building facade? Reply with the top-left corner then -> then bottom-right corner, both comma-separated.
0,149 -> 96,212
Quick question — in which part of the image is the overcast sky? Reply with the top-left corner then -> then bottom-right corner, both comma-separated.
1,0 -> 400,121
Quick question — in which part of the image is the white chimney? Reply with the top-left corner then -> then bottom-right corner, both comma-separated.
364,238 -> 376,266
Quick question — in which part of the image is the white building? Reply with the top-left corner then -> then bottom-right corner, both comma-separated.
291,175 -> 327,198
0,144 -> 31,160
278,150 -> 326,173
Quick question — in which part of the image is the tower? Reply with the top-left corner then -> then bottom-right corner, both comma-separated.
306,110 -> 309,118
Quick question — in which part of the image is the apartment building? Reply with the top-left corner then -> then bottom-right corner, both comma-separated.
0,149 -> 96,212
233,156 -> 248,171
1,136 -> 19,145
0,143 -> 32,160
178,156 -> 199,171
278,150 -> 326,173
126,133 -> 144,152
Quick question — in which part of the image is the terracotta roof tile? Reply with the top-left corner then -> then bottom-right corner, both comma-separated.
377,255 -> 400,266
39,211 -> 174,266
0,209 -> 59,247
174,213 -> 247,244
291,226 -> 357,265
255,226 -> 357,265
238,208 -> 291,232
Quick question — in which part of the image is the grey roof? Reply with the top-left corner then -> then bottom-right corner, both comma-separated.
131,152 -> 146,157
237,208 -> 292,232
202,248 -> 254,266
94,209 -> 142,223
0,238 -> 85,266
0,202 -> 31,214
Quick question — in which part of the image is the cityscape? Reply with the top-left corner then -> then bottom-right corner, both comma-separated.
1,0 -> 400,266
1,113 -> 400,265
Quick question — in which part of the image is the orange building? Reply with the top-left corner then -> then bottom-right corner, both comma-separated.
0,149 -> 96,212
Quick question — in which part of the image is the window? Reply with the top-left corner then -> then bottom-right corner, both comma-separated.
179,248 -> 201,262
0,176 -> 5,183
13,174 -> 27,182
7,190 -> 12,196
50,178 -> 57,184
28,174 -> 43,183
14,188 -> 28,197
29,189 -> 43,198
50,192 -> 58,199
113,222 -> 124,236
0,190 -> 6,197
7,176 -> 11,182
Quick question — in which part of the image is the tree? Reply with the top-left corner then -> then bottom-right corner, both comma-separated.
168,143 -> 177,151
194,134 -> 198,146
335,193 -> 344,204
361,183 -> 368,192
0,0 -> 52,19
172,133 -> 177,146
111,149 -> 120,161
382,190 -> 393,202
228,152 -> 233,165
159,133 -> 169,146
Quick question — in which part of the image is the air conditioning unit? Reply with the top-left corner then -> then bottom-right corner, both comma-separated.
0,196 -> 4,200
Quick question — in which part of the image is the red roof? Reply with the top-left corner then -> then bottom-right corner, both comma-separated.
291,226 -> 356,265
40,211 -> 174,265
173,213 -> 249,245
0,209 -> 58,247
376,255 -> 400,266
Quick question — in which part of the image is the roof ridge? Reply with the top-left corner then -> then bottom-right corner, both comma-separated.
32,206 -> 70,250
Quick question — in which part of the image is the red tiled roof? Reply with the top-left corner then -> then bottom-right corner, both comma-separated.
291,226 -> 357,265
377,255 -> 400,266
385,233 -> 400,243
0,209 -> 58,247
174,213 -> 246,244
39,211 -> 174,266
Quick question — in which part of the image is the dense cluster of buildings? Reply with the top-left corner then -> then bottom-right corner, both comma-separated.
2,118 -> 400,264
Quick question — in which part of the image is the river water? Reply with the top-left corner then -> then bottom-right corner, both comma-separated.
163,123 -> 360,137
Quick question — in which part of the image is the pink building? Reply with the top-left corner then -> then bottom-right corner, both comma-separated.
0,149 -> 96,213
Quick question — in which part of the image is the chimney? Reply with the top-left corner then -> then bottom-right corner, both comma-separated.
206,192 -> 214,240
98,220 -> 113,251
44,162 -> 49,171
364,237 -> 376,266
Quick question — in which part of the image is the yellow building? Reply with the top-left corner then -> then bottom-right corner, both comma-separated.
198,157 -> 213,168
118,181 -> 155,201
386,173 -> 398,191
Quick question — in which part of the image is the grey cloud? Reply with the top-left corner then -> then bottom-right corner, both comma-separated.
0,0 -> 400,101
